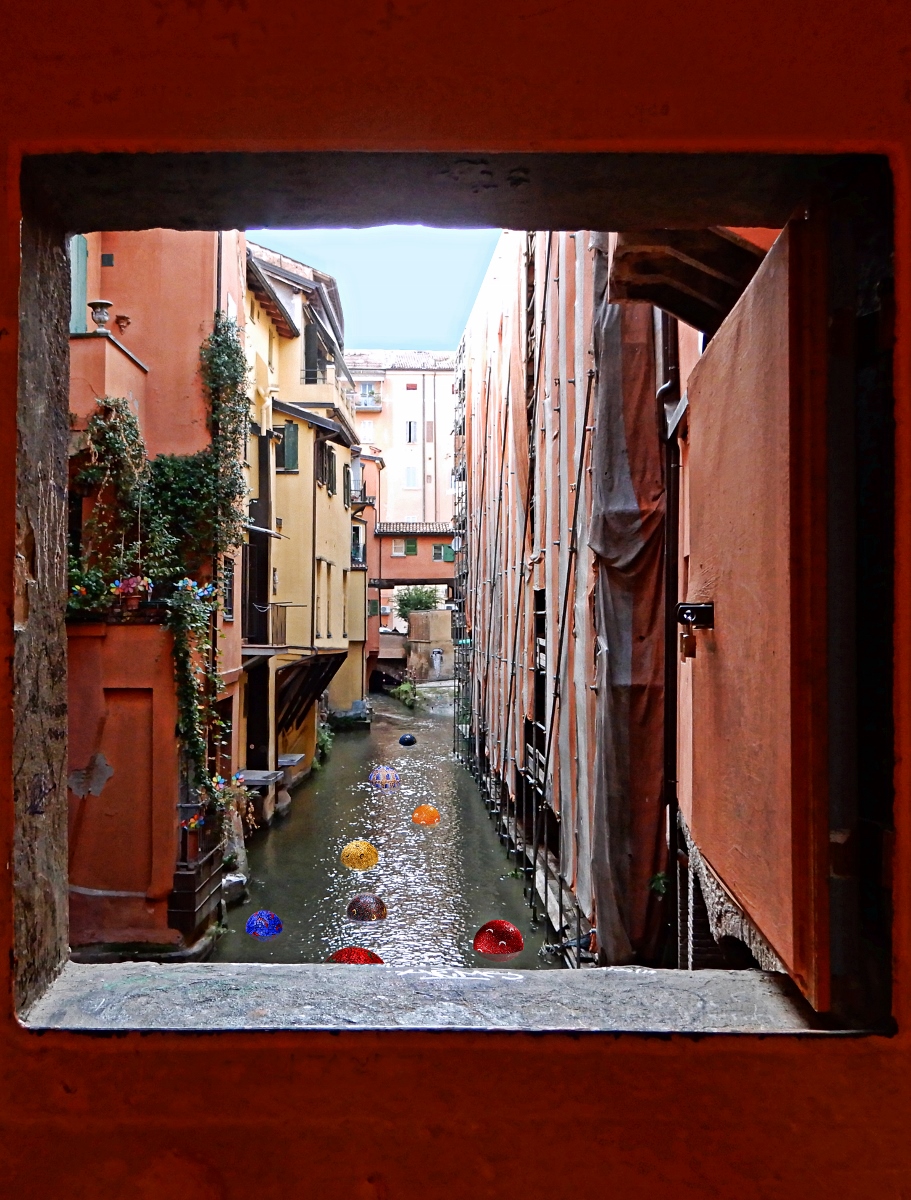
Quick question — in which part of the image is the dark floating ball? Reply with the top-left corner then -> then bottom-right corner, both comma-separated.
399,733 -> 417,747
346,893 -> 388,922
245,909 -> 283,940
327,946 -> 384,965
473,919 -> 524,959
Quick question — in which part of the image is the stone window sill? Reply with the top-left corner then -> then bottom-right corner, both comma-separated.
22,962 -> 826,1035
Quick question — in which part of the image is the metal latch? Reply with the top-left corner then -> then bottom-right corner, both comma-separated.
676,602 -> 714,661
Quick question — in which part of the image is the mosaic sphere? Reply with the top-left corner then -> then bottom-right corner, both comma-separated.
340,839 -> 379,871
473,919 -> 524,959
346,893 -> 388,922
399,733 -> 417,747
368,764 -> 400,792
327,946 -> 384,965
245,909 -> 283,940
411,804 -> 441,826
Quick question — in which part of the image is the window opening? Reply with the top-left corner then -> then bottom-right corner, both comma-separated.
13,150 -> 895,1035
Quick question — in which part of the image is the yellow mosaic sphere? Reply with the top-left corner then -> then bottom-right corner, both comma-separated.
340,839 -> 379,871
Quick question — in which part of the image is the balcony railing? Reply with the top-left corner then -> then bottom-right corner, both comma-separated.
351,545 -> 368,569
242,602 -> 287,647
350,487 -> 376,509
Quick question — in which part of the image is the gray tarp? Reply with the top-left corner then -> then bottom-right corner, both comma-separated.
589,240 -> 666,963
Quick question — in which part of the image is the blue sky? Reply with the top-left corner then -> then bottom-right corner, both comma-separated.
247,226 -> 501,351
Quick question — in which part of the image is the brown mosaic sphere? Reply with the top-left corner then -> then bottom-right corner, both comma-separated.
346,893 -> 388,922
340,839 -> 379,871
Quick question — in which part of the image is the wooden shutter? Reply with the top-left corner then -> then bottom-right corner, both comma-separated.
405,537 -> 418,555
678,221 -> 830,1009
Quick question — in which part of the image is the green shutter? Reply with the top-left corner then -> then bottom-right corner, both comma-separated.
283,422 -> 298,471
367,599 -> 379,617
69,234 -> 88,333
443,545 -> 455,562
405,537 -> 418,555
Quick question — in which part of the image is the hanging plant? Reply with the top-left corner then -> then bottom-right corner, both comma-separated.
66,314 -> 251,804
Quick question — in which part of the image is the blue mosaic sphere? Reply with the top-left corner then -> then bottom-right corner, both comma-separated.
399,734 -> 417,747
368,764 -> 400,792
245,909 -> 283,940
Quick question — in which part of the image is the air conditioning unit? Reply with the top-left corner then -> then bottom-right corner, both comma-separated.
380,606 -> 391,615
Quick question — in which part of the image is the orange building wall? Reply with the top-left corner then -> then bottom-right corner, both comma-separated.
67,623 -> 180,947
91,230 -> 219,458
376,536 -> 454,583
3,3 -> 911,1197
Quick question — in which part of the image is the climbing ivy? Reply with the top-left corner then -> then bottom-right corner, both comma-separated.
67,314 -> 250,802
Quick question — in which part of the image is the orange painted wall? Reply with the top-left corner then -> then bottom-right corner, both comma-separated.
92,230 -> 221,458
67,623 -> 180,946
376,535 -> 454,583
2,2 -> 911,1196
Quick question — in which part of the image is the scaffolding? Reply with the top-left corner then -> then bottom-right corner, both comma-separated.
451,339 -> 472,766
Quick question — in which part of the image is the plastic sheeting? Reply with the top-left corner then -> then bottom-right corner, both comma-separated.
588,240 -> 667,963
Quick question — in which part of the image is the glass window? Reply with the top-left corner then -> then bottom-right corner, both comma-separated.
327,448 -> 337,496
405,465 -> 419,489
406,420 -> 418,443
433,544 -> 444,561
222,556 -> 235,621
392,539 -> 406,557
276,422 -> 298,471
343,463 -> 351,508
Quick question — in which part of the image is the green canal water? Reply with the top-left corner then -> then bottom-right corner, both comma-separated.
212,689 -> 558,969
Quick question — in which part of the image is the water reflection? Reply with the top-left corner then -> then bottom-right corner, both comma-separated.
213,690 -> 558,969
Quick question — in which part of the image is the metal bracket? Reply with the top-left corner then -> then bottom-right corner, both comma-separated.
676,602 -> 714,629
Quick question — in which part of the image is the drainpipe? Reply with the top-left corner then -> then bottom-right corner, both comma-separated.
216,230 -> 223,314
421,372 -> 427,522
310,434 -> 319,650
658,313 -> 681,966
433,371 -> 439,521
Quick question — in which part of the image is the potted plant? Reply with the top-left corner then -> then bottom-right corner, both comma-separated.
110,574 -> 152,611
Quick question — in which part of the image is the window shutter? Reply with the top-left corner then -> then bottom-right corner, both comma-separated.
405,538 -> 418,556
328,448 -> 337,495
69,234 -> 88,333
443,545 -> 455,563
283,423 -> 298,471
343,463 -> 351,508
367,599 -> 379,617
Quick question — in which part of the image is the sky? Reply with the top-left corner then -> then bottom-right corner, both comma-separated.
247,226 -> 501,352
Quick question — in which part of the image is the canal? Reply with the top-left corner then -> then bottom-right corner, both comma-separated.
212,688 -> 558,969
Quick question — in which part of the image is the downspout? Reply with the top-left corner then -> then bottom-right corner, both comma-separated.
421,372 -> 427,522
310,434 -> 319,650
658,313 -> 681,967
216,230 -> 223,313
433,371 -> 439,521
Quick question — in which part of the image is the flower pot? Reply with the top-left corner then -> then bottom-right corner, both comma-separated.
124,595 -> 141,611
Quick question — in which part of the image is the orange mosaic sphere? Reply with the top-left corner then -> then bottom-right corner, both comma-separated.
411,804 -> 441,826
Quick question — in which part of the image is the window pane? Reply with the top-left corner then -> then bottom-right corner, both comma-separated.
433,544 -> 443,561
284,422 -> 298,471
392,539 -> 405,556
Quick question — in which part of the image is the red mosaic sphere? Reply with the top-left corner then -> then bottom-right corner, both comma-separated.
473,919 -> 524,959
346,893 -> 388,921
327,946 -> 384,965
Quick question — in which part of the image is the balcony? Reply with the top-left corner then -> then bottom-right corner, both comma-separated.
350,487 -> 375,511
350,545 -> 368,570
242,602 -> 288,650
353,394 -> 383,412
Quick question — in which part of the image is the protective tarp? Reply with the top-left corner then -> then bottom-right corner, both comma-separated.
588,240 -> 666,963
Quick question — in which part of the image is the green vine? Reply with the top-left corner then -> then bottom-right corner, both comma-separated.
67,314 -> 250,804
